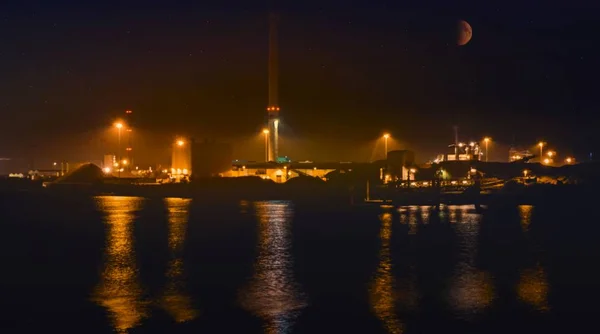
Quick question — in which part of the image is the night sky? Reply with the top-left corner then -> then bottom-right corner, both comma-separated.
0,0 -> 598,170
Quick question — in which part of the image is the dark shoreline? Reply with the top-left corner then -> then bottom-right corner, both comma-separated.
1,179 -> 594,207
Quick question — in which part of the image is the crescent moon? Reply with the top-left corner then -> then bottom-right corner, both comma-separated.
458,20 -> 472,46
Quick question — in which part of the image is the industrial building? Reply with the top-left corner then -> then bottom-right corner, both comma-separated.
509,147 -> 533,162
222,161 -> 335,183
432,139 -> 485,163
385,150 -> 416,182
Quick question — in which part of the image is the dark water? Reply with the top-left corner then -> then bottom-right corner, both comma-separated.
1,193 -> 599,333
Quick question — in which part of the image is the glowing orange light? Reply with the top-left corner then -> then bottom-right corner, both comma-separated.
114,122 -> 123,129
126,110 -> 132,114
262,129 -> 269,134
383,133 -> 390,139
176,140 -> 185,147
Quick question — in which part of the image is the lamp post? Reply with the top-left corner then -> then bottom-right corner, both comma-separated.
383,133 -> 390,159
114,122 -> 123,178
538,142 -> 544,163
263,129 -> 269,162
483,137 -> 491,162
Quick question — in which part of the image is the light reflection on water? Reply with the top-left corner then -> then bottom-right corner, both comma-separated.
517,205 -> 548,312
160,197 -> 199,323
369,212 -> 404,333
84,197 -> 552,331
448,205 -> 458,223
419,206 -> 431,225
91,196 -> 149,333
239,201 -> 306,334
518,264 -> 549,312
519,205 -> 534,232
398,206 -> 419,235
448,205 -> 494,317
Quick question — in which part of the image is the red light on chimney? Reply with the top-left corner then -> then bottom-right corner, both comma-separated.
126,110 -> 132,114
126,147 -> 132,151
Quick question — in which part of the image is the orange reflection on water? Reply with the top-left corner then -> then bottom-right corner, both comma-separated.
419,206 -> 431,225
449,206 -> 494,315
449,270 -> 494,312
399,206 -> 418,235
369,212 -> 404,334
92,196 -> 149,333
239,201 -> 306,334
518,264 -> 549,312
518,205 -> 534,231
160,198 -> 199,323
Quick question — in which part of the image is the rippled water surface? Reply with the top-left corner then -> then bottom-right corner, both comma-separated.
1,194 -> 599,333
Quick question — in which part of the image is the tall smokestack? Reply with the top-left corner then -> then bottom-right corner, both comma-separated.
268,12 -> 279,108
266,12 -> 280,162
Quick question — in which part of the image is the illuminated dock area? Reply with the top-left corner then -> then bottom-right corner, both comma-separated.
221,161 -> 374,183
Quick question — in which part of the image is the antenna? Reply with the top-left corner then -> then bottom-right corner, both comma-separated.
268,12 -> 279,108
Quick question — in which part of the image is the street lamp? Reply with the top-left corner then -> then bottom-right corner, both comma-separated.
177,140 -> 185,147
565,157 -> 573,164
483,137 -> 491,162
538,142 -> 544,163
114,122 -> 124,178
263,129 -> 269,162
383,133 -> 390,159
